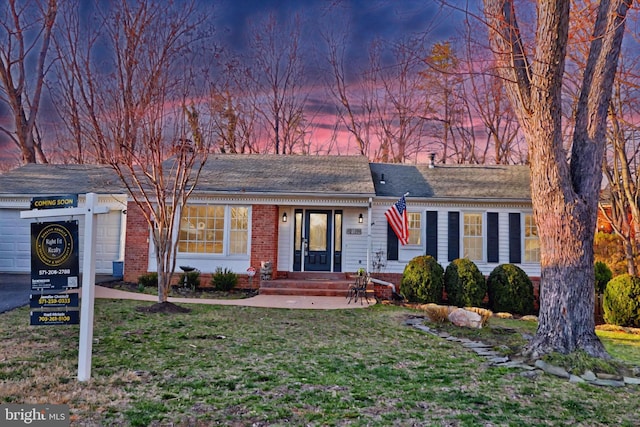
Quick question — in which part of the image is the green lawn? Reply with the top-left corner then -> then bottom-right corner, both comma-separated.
1,300 -> 639,426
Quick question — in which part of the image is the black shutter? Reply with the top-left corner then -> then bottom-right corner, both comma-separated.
426,211 -> 438,259
487,212 -> 499,263
509,213 -> 521,263
387,223 -> 399,260
448,212 -> 459,261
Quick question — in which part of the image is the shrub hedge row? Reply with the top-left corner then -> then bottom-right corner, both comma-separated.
400,257 -> 534,315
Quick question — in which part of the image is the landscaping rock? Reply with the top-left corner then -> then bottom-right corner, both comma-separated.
592,379 -> 625,387
448,308 -> 483,328
624,377 -> 640,385
534,360 -> 570,379
569,375 -> 586,384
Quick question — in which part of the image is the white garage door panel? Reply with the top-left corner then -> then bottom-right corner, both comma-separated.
0,208 -> 123,274
0,210 -> 31,271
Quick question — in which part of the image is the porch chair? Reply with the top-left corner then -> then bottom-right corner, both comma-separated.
347,273 -> 371,305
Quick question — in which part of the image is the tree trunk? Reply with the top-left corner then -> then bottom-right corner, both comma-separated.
483,0 -> 632,359
524,186 -> 607,358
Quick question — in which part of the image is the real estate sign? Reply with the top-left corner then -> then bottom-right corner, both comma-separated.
30,221 -> 80,291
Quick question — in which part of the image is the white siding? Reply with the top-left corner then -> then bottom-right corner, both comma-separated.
368,202 -> 541,278
340,208 -> 369,272
277,207 -> 293,271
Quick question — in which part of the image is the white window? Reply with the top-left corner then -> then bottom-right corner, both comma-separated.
524,213 -> 540,262
178,205 -> 249,255
463,213 -> 483,261
407,212 -> 422,245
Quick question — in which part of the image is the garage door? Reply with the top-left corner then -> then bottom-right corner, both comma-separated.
0,208 -> 123,274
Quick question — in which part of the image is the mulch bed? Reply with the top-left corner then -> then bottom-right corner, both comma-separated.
135,301 -> 192,314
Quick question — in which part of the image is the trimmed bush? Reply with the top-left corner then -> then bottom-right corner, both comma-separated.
594,261 -> 612,295
487,264 -> 535,315
138,272 -> 158,288
178,271 -> 200,290
444,258 -> 486,308
603,274 -> 640,327
211,267 -> 238,292
400,255 -> 444,303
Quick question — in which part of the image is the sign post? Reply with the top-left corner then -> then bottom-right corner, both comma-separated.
21,193 -> 109,382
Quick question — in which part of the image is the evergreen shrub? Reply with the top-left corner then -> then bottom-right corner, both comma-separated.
138,272 -> 158,288
594,261 -> 613,295
486,264 -> 534,315
211,267 -> 239,292
603,274 -> 640,327
444,258 -> 486,307
400,255 -> 444,303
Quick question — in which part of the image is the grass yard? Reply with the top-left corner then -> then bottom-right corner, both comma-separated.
1,299 -> 639,426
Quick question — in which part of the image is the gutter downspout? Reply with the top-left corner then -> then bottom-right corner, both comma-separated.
370,277 -> 397,294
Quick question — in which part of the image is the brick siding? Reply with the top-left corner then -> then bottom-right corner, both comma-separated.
123,202 -> 150,283
251,204 -> 279,281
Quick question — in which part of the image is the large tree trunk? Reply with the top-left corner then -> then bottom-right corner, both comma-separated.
483,0 -> 632,358
525,165 -> 606,358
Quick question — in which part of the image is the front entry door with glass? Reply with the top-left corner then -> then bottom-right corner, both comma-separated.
293,209 -> 342,272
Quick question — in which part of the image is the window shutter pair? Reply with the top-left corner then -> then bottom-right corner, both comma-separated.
388,210 -> 522,264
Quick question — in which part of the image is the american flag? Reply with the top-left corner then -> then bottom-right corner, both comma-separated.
385,195 -> 408,245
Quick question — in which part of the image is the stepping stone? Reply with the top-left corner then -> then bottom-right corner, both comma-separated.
534,360 -> 570,379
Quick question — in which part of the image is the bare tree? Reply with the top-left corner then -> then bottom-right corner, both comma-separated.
420,41 -> 467,163
458,21 -> 525,165
371,38 -> 433,163
0,0 -> 57,164
54,0 -> 213,303
483,0 -> 633,358
246,13 -> 309,154
323,27 -> 374,157
600,67 -> 640,276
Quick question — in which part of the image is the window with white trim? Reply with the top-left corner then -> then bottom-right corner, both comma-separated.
178,205 -> 249,255
463,213 -> 483,261
524,213 -> 540,262
407,212 -> 422,245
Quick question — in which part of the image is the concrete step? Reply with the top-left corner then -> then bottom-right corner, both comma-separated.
260,280 -> 353,291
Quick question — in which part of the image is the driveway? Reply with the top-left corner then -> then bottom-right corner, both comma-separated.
0,274 -> 31,313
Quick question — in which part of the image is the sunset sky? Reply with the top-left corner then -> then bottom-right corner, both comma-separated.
0,0 -> 466,166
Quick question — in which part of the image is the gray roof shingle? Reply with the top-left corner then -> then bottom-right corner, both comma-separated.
0,158 -> 531,202
195,154 -> 375,195
369,163 -> 531,201
0,164 -> 125,195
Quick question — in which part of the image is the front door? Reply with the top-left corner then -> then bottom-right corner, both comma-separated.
293,209 -> 343,272
304,210 -> 332,271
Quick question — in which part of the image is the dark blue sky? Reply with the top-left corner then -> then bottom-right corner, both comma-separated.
212,0 -> 458,66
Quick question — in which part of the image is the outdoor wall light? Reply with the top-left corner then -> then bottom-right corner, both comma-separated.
358,213 -> 363,223
282,212 -> 287,222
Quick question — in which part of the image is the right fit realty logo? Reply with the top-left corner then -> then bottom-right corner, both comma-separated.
1,404 -> 69,426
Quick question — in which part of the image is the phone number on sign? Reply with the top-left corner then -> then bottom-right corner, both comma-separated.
39,269 -> 71,276
38,315 -> 72,323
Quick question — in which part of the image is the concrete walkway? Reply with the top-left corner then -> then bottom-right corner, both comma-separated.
88,285 -> 375,310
